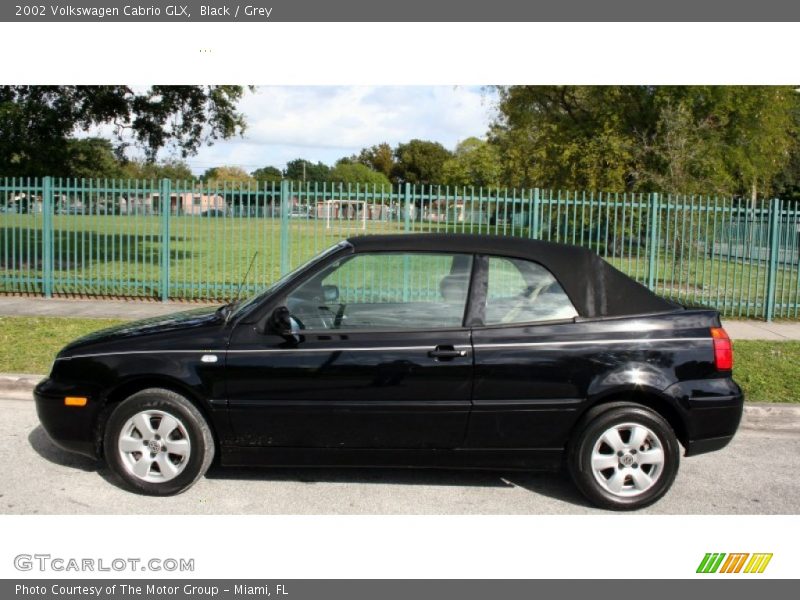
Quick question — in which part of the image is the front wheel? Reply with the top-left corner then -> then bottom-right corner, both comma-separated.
104,388 -> 215,495
568,403 -> 680,510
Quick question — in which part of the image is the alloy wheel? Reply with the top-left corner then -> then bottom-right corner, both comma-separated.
117,410 -> 192,483
590,422 -> 665,497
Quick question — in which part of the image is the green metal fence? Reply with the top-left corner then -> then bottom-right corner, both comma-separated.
2,176 -> 799,320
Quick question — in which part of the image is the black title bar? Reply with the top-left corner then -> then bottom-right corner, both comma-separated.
3,0 -> 800,22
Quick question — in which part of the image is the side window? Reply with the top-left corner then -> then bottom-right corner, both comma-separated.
285,252 -> 473,330
485,257 -> 578,324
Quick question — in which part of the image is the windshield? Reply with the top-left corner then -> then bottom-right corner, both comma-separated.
229,241 -> 350,318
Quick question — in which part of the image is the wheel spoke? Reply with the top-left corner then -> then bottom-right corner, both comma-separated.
638,448 -> 664,467
156,414 -> 179,438
165,438 -> 190,457
591,452 -> 619,471
606,469 -> 626,493
119,436 -> 143,454
156,454 -> 179,480
628,426 -> 648,449
630,468 -> 653,490
601,428 -> 625,452
132,456 -> 153,478
132,413 -> 155,437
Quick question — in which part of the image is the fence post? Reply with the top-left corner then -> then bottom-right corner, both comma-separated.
159,179 -> 171,302
404,182 -> 412,232
647,192 -> 660,290
530,188 -> 540,239
280,179 -> 290,275
42,176 -> 53,297
765,197 -> 782,321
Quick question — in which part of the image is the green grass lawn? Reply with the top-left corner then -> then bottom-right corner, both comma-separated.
1,315 -> 797,403
733,340 -> 800,403
0,316 -> 125,374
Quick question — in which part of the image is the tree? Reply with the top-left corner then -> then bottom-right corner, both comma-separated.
328,162 -> 392,187
250,165 -> 283,183
491,86 -> 645,191
491,85 -> 800,199
284,159 -> 330,182
441,137 -> 502,188
201,165 -> 254,184
392,139 -> 452,185
120,158 -> 193,181
0,85 -> 247,176
62,138 -> 124,179
353,143 -> 395,178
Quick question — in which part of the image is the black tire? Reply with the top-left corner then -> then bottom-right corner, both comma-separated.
103,388 -> 215,495
568,402 -> 680,511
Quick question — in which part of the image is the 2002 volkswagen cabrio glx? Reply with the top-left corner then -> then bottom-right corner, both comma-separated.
35,234 -> 743,509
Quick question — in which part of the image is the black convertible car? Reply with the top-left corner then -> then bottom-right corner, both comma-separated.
35,234 -> 743,509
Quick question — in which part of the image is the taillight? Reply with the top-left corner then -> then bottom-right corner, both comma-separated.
710,327 -> 733,370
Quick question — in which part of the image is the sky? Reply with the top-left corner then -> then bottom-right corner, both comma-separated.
173,86 -> 497,175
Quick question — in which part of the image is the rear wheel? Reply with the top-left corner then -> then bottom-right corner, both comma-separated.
104,388 -> 214,495
568,403 -> 679,510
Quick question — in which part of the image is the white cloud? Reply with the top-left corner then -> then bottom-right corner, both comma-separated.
186,85 -> 497,174
76,85 -> 498,175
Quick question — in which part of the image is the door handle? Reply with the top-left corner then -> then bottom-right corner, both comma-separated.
429,345 -> 468,359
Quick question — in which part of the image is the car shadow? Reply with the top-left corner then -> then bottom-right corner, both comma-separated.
205,464 -> 593,508
28,426 -> 593,509
28,425 -> 127,490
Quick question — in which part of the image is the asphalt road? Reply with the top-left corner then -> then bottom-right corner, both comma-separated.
2,395 -> 799,515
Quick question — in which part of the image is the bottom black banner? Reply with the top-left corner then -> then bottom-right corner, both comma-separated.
3,580 -> 797,600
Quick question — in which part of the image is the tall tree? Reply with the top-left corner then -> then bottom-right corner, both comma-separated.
441,137 -> 502,188
250,165 -> 283,182
492,85 -> 800,200
62,138 -> 124,179
201,165 -> 254,184
0,85 -> 247,176
284,159 -> 330,182
328,162 -> 392,186
120,158 -> 193,181
392,139 -> 452,185
354,143 -> 395,178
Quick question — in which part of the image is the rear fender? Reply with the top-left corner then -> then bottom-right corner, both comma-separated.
587,362 -> 675,399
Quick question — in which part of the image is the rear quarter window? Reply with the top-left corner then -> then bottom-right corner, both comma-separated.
485,256 -> 578,324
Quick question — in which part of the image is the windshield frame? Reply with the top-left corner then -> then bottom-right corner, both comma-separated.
228,241 -> 352,323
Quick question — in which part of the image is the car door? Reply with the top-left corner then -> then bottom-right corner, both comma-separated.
225,251 -> 475,449
468,254 -> 587,450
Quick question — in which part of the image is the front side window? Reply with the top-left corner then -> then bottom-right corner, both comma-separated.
484,256 -> 578,324
285,252 -> 473,330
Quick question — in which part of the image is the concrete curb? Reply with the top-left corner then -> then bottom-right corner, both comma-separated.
0,373 -> 45,400
2,373 -> 798,432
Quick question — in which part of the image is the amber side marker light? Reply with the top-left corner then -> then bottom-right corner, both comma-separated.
64,397 -> 88,407
710,327 -> 733,371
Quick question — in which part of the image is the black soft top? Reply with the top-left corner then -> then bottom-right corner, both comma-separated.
346,233 -> 677,318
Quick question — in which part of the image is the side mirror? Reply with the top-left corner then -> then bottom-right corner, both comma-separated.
321,284 -> 339,303
268,306 -> 296,337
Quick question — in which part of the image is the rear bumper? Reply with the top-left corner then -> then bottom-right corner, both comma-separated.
685,434 -> 736,456
667,378 -> 744,457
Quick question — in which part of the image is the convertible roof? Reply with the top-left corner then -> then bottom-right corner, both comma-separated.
346,233 -> 677,318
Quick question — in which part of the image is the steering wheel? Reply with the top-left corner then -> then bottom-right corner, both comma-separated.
316,305 -> 336,329
333,303 -> 347,328
287,294 -> 337,330
289,314 -> 305,331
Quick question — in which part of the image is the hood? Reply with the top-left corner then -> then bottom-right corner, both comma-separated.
59,306 -> 225,357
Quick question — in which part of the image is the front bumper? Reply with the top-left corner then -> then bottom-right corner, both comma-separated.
34,378 -> 102,459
